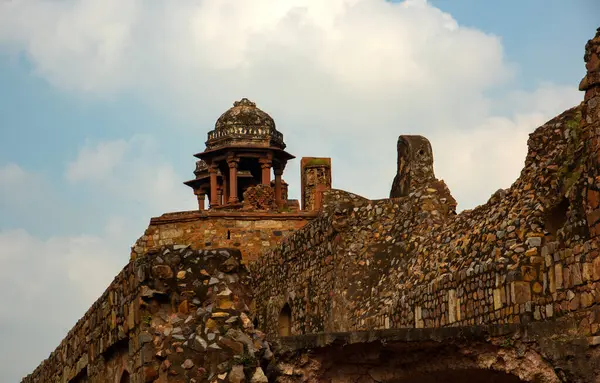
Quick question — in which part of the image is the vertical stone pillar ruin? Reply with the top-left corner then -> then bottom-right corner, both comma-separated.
301,157 -> 332,211
580,27 -> 600,238
389,135 -> 435,198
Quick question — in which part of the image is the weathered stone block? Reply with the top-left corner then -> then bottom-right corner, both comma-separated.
555,264 -> 563,290
511,282 -> 531,305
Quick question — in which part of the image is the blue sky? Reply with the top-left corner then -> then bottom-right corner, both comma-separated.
0,0 -> 597,381
429,0 -> 598,88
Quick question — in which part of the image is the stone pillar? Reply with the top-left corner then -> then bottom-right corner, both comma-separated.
217,185 -> 224,206
209,165 -> 219,208
274,167 -> 284,208
300,157 -> 332,211
580,27 -> 600,238
227,156 -> 240,204
195,190 -> 206,211
389,135 -> 435,198
259,158 -> 272,185
222,175 -> 228,205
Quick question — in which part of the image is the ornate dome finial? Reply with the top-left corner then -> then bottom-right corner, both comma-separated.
233,98 -> 256,108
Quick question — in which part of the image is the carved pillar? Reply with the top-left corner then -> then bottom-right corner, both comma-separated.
259,158 -> 272,185
222,174 -> 228,205
227,155 -> 240,204
217,185 -> 224,206
208,164 -> 219,208
194,189 -> 206,211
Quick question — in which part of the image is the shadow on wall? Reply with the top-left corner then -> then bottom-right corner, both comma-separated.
544,197 -> 570,238
389,369 -> 524,383
278,303 -> 292,336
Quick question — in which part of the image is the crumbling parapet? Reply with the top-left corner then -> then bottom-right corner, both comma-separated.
390,135 -> 435,198
389,135 -> 457,216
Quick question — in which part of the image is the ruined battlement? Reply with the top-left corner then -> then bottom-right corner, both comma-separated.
253,102 -> 597,335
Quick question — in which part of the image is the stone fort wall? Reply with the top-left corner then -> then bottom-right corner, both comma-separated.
22,246 -> 274,383
131,210 -> 316,263
253,99 -> 600,342
23,26 -> 600,383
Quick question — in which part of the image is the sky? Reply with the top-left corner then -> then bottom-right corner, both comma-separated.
0,0 -> 597,381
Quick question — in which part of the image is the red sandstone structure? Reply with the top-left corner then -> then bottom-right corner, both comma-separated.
22,28 -> 600,383
132,99 -> 332,263
183,98 -> 296,211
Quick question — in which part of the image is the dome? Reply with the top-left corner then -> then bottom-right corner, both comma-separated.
206,98 -> 286,150
215,98 -> 276,132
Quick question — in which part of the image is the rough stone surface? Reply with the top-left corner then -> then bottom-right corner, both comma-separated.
22,247 -> 270,383
131,212 -> 314,263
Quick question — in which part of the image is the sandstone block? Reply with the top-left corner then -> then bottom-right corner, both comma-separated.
228,365 -> 246,383
593,257 -> 600,281
511,282 -> 531,305
251,368 -> 269,383
152,265 -> 174,279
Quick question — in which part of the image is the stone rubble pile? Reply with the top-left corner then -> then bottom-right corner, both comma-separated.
242,185 -> 277,211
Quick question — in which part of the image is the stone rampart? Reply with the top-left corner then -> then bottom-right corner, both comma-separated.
131,210 -> 316,263
22,246 -> 274,383
253,103 -> 600,344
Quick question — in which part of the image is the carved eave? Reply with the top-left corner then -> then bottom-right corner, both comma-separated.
194,146 -> 295,163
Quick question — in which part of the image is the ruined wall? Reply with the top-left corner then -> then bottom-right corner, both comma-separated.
25,25 -> 600,383
251,190 -> 369,335
254,82 -> 599,348
131,210 -> 316,263
582,28 -> 600,241
23,246 -> 274,383
272,327 -> 564,383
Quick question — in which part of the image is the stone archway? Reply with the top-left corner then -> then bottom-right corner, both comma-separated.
390,369 -> 524,383
278,303 -> 292,336
119,370 -> 130,383
276,338 -> 558,383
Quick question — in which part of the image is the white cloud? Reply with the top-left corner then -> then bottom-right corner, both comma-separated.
66,139 -> 127,181
0,163 -> 33,203
430,84 -> 581,210
0,161 -> 175,382
66,135 -> 196,213
0,225 -> 130,382
0,0 -> 581,211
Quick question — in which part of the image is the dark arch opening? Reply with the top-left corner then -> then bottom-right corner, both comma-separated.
119,371 -> 130,383
278,303 -> 292,337
391,369 -> 524,383
227,230 -> 231,240
544,197 -> 570,237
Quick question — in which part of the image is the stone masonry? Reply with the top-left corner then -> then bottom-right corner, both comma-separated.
130,211 -> 316,264
23,246 -> 275,383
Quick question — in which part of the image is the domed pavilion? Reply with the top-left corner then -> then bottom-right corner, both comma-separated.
184,98 -> 295,210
